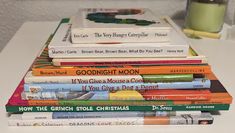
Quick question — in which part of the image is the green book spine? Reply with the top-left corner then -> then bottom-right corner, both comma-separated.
142,74 -> 194,82
6,104 -> 230,113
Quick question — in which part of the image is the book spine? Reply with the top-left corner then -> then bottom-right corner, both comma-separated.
8,114 -> 213,126
15,111 -> 202,120
8,96 -> 232,107
140,89 -> 211,101
142,74 -> 195,82
53,111 -> 202,119
23,79 -> 211,92
48,45 -> 188,58
22,112 -> 53,119
54,60 -> 204,66
71,28 -> 170,44
21,91 -> 109,100
24,72 -> 194,84
21,89 -> 211,101
5,104 -> 230,112
32,65 -> 212,76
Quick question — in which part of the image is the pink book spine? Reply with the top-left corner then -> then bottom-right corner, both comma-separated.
58,60 -> 202,66
7,80 -> 29,106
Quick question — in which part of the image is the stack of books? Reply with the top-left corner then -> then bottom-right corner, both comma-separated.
5,8 -> 232,126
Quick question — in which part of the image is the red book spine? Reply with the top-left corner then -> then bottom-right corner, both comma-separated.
58,60 -> 202,66
141,89 -> 211,100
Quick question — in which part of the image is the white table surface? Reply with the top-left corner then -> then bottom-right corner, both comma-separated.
0,21 -> 234,132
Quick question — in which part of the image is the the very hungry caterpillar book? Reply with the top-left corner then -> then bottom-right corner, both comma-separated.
49,18 -> 188,58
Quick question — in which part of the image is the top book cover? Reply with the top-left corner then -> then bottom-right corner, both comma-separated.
71,8 -> 172,43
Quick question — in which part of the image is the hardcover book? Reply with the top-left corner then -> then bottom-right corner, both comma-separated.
23,78 -> 211,92
71,8 -> 172,43
21,89 -> 211,101
8,112 -> 213,126
5,18 -> 232,113
32,19 -> 209,76
34,41 -> 211,76
24,71 -> 196,84
5,73 -> 232,111
49,18 -> 189,58
10,111 -> 203,119
52,47 -> 207,66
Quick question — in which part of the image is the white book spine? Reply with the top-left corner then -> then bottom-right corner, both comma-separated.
8,114 -> 213,126
8,117 -> 144,126
14,111 -> 202,120
22,112 -> 53,120
24,71 -> 144,84
48,45 -> 188,58
71,28 -> 170,43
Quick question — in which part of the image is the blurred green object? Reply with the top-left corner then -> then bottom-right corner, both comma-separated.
185,0 -> 228,33
86,12 -> 156,26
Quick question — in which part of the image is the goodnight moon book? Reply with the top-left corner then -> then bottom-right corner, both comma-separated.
71,8 -> 172,43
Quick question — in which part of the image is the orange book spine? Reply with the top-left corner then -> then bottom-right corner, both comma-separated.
192,93 -> 232,104
32,65 -> 211,76
28,100 -> 59,106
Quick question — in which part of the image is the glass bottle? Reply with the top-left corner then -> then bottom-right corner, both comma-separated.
185,0 -> 228,33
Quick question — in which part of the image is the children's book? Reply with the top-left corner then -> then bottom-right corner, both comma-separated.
49,19 -> 188,58
9,112 -> 213,126
52,47 -> 207,66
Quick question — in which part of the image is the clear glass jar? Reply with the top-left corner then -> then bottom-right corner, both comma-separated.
185,0 -> 228,33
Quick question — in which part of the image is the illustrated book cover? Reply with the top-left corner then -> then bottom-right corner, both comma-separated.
71,8 -> 172,43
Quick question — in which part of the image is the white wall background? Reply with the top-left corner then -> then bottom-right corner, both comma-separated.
0,0 -> 234,52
